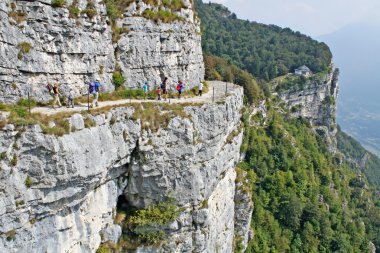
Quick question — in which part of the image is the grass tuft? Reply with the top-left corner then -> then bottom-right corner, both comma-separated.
81,0 -> 97,18
68,0 -> 80,18
51,0 -> 66,8
5,230 -> 16,241
25,176 -> 33,188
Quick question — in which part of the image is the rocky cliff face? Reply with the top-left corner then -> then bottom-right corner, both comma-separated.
0,85 -> 251,252
0,0 -> 204,103
278,67 -> 340,150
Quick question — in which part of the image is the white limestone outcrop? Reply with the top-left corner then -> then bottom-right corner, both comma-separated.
0,0 -> 204,103
0,85 -> 251,253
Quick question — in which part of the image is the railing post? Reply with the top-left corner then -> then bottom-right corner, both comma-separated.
225,82 -> 228,96
87,91 -> 90,111
212,87 -> 215,103
28,92 -> 31,114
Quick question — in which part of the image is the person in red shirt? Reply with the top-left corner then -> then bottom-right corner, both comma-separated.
156,86 -> 162,101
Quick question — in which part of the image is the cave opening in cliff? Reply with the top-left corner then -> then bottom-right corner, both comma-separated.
116,194 -> 137,217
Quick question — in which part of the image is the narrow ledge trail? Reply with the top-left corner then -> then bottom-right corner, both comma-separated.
31,81 -> 238,116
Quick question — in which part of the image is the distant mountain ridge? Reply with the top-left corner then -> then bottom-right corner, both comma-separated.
318,23 -> 380,156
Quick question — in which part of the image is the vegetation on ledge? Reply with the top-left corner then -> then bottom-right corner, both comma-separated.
142,9 -> 184,23
97,198 -> 180,252
51,0 -> 66,8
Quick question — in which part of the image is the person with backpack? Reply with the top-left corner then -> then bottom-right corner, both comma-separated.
52,82 -> 62,108
143,82 -> 149,99
89,79 -> 101,107
176,81 -> 184,99
198,82 -> 203,96
46,83 -> 54,97
161,77 -> 168,101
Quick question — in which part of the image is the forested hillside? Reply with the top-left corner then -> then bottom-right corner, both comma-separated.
195,1 -> 380,252
337,127 -> 380,188
195,0 -> 332,81
240,106 -> 380,252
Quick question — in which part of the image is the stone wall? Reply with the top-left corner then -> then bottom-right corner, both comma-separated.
0,0 -> 204,103
0,85 -> 251,253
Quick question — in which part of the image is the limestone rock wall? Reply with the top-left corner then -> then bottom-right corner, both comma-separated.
118,1 -> 204,90
279,68 -> 340,151
0,0 -> 204,103
0,86 -> 249,253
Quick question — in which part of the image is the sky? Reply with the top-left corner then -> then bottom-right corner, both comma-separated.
208,0 -> 380,36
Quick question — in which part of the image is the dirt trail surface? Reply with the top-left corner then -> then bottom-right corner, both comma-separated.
31,81 -> 238,115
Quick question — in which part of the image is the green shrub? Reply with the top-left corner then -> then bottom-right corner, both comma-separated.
127,200 -> 179,244
13,106 -> 28,118
96,243 -> 111,253
112,71 -> 125,89
0,152 -> 6,160
105,0 -> 122,21
51,0 -> 66,8
17,98 -> 37,108
25,176 -> 32,188
18,42 -> 32,54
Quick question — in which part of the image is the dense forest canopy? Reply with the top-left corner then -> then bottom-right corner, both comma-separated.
195,0 -> 332,81
195,2 -> 380,252
240,107 -> 380,252
337,127 -> 380,188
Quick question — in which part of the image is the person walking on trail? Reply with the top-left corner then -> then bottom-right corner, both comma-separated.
161,77 -> 168,101
89,79 -> 101,107
66,88 -> 75,108
156,86 -> 162,100
176,81 -> 184,99
198,82 -> 203,96
143,82 -> 149,99
52,82 -> 62,108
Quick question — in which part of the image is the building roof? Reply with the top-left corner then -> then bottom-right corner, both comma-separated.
296,65 -> 311,72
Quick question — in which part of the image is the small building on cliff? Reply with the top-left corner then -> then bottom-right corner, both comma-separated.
295,65 -> 312,77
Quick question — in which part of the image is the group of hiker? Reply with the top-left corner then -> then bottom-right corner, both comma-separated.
46,77 -> 204,109
46,79 -> 100,109
146,78 -> 204,101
